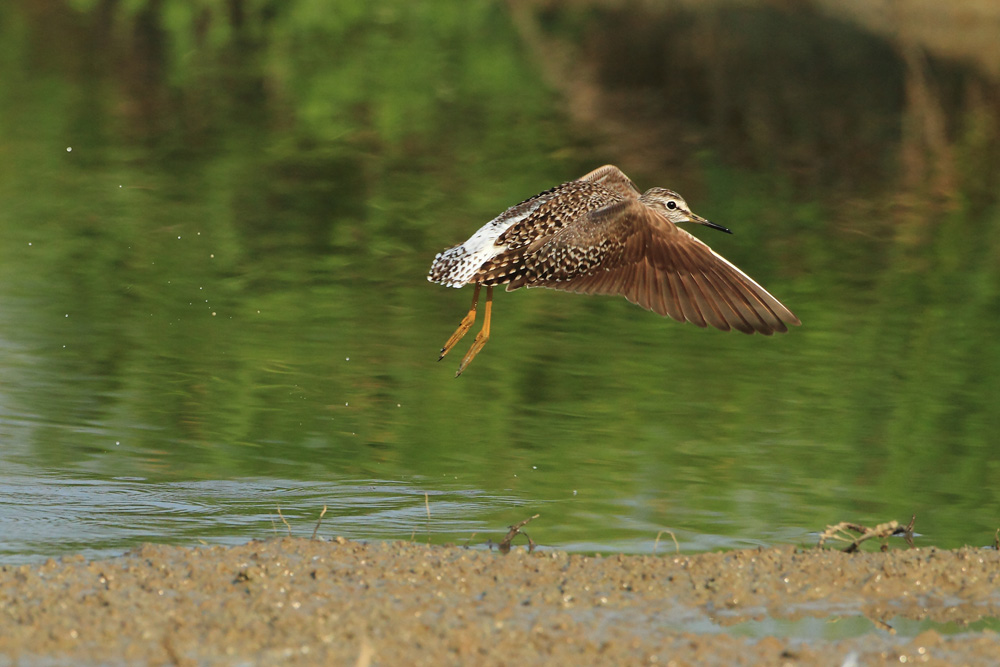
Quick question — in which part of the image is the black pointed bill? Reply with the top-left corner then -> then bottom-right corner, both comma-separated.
690,212 -> 732,234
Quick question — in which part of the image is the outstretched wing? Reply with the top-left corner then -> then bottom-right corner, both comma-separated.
577,164 -> 641,199
509,199 -> 800,334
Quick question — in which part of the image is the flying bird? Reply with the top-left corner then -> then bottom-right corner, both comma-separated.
428,165 -> 800,376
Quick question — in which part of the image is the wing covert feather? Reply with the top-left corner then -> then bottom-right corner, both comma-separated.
516,199 -> 799,334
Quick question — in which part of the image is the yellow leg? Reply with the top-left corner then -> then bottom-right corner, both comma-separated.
439,283 -> 481,361
455,286 -> 492,377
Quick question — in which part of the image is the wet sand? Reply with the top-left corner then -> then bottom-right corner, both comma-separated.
1,537 -> 998,665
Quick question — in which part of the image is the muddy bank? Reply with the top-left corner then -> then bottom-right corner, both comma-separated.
1,538 -> 998,665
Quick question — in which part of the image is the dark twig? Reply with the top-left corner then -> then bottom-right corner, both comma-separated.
867,615 -> 895,634
499,514 -> 540,554
902,514 -> 916,548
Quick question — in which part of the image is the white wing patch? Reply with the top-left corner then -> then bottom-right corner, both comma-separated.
428,199 -> 546,287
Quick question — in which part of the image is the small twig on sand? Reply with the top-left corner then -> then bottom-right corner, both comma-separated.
311,505 -> 328,540
818,515 -> 916,552
425,493 -> 432,543
994,528 -> 999,551
499,514 -> 541,554
653,529 -> 680,555
276,505 -> 292,538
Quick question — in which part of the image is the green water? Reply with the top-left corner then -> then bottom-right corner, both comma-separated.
1,1 -> 999,563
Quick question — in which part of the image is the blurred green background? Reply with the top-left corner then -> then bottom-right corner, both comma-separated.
1,0 -> 999,561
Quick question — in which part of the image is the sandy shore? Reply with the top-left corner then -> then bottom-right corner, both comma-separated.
1,537 -> 998,665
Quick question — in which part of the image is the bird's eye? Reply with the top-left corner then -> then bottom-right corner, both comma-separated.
666,201 -> 677,210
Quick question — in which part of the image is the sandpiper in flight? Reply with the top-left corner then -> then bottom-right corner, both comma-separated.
428,165 -> 800,376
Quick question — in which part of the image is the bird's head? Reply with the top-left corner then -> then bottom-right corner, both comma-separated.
640,187 -> 732,234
